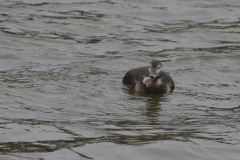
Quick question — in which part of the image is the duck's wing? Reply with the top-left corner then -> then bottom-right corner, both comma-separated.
161,71 -> 175,91
122,67 -> 149,88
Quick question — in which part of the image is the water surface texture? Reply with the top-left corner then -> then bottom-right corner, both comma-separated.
0,0 -> 240,159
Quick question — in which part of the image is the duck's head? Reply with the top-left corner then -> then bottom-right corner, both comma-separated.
143,60 -> 162,84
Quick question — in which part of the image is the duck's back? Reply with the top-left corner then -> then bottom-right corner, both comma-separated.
122,67 -> 148,88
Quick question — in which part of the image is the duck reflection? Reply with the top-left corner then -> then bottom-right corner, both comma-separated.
124,87 -> 165,119
145,94 -> 163,117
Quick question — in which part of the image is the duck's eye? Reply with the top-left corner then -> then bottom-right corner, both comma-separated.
158,66 -> 161,69
149,65 -> 150,68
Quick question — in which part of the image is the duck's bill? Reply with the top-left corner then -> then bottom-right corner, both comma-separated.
149,71 -> 157,79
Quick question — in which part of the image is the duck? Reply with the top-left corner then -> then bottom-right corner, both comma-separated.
122,60 -> 175,93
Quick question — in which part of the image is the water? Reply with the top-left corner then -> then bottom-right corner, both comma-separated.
0,0 -> 240,159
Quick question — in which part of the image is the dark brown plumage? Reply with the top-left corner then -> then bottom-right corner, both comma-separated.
122,60 -> 175,93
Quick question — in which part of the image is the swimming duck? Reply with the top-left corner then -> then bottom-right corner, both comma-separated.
122,60 -> 175,93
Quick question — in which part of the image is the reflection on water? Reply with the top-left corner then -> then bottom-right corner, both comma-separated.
1,0 -> 240,159
124,87 -> 165,122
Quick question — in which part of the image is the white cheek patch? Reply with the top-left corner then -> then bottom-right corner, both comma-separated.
156,69 -> 162,76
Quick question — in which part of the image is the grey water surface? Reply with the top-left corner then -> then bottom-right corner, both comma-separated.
0,0 -> 240,159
